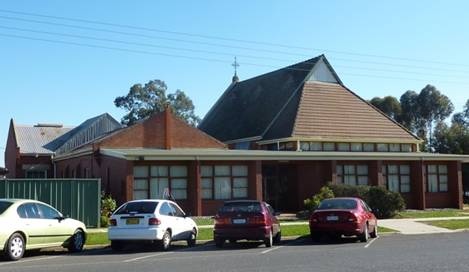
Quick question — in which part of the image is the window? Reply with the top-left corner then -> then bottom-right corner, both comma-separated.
323,143 -> 335,151
25,170 -> 46,179
427,164 -> 448,192
389,144 -> 400,152
300,142 -> 310,151
377,143 -> 389,152
115,201 -> 158,214
351,143 -> 363,152
159,202 -> 173,216
310,142 -> 322,151
383,164 -> 410,193
132,165 -> 188,200
17,203 -> 41,219
169,203 -> 185,217
363,143 -> 374,152
336,165 -> 368,186
36,203 -> 61,219
401,144 -> 412,152
338,143 -> 350,151
202,165 -> 249,200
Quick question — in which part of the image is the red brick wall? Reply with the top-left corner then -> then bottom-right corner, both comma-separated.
296,161 -> 331,210
98,111 -> 224,150
5,120 -> 18,178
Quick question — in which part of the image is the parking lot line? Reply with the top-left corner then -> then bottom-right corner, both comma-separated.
364,237 -> 378,248
122,252 -> 173,263
0,256 -> 61,266
260,246 -> 284,254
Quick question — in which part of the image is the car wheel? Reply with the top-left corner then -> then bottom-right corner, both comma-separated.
68,229 -> 85,252
370,224 -> 378,238
110,240 -> 124,251
310,232 -> 321,243
359,224 -> 369,243
214,238 -> 224,248
160,230 -> 172,251
187,229 -> 197,247
273,231 -> 281,244
264,230 -> 273,248
4,233 -> 25,261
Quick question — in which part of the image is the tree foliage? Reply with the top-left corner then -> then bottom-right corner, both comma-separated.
432,99 -> 469,154
369,96 -> 402,122
114,79 -> 200,126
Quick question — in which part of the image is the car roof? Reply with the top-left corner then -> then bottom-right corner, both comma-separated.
0,198 -> 43,204
223,200 -> 262,204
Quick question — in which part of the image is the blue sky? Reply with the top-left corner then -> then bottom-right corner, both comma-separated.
1,1 -> 469,167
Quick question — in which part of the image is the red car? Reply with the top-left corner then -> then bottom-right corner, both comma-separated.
309,197 -> 377,242
213,200 -> 281,248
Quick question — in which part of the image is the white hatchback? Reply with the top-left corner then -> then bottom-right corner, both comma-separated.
108,199 -> 198,251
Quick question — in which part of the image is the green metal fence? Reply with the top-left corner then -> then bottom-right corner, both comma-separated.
0,179 -> 101,227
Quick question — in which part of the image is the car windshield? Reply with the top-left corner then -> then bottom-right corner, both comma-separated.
115,201 -> 158,214
317,199 -> 357,210
220,202 -> 262,213
0,201 -> 13,215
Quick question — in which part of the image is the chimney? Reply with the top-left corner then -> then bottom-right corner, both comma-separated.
164,105 -> 172,149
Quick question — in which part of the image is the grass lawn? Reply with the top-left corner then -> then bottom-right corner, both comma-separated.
394,209 -> 469,219
422,219 -> 469,230
192,217 -> 213,226
86,232 -> 109,246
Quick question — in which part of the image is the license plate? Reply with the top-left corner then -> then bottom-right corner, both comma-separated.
126,218 -> 139,225
232,218 -> 246,224
326,215 -> 339,221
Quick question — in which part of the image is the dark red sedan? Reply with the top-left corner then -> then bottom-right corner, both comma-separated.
309,197 -> 377,242
213,200 -> 281,248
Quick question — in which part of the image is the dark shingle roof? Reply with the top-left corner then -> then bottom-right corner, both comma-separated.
200,55 -> 419,143
199,56 -> 323,142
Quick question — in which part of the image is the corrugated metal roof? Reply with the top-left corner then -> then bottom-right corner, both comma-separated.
45,113 -> 122,155
13,113 -> 122,155
14,125 -> 73,154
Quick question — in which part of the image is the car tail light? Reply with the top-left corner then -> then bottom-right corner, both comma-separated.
214,216 -> 230,225
347,213 -> 358,222
149,217 -> 161,225
249,215 -> 266,225
110,219 -> 117,226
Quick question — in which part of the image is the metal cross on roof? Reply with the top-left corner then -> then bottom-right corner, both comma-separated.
232,56 -> 239,76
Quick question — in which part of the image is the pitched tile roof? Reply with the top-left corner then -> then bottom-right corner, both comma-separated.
199,56 -> 324,142
200,55 -> 420,144
289,82 -> 419,141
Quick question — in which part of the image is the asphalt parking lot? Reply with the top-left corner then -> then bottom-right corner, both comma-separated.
1,232 -> 469,272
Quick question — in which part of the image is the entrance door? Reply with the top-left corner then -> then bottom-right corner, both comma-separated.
262,164 -> 297,212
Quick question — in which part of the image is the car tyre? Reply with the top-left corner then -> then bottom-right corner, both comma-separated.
214,238 -> 224,248
160,230 -> 172,251
273,231 -> 281,244
187,229 -> 197,247
4,233 -> 25,261
359,224 -> 369,243
370,224 -> 378,238
310,232 -> 321,243
264,230 -> 273,248
68,229 -> 85,252
110,240 -> 124,251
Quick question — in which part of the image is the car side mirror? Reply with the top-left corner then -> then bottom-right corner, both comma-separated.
184,212 -> 191,218
55,216 -> 66,222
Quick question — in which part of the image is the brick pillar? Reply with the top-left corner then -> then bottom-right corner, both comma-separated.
164,107 -> 172,149
189,161 -> 202,216
330,160 -> 337,184
448,161 -> 463,209
369,160 -> 383,187
248,161 -> 262,200
124,160 -> 134,203
411,161 -> 426,210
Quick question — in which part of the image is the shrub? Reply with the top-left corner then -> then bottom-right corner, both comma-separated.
304,186 -> 335,211
366,186 -> 405,218
100,192 -> 117,227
